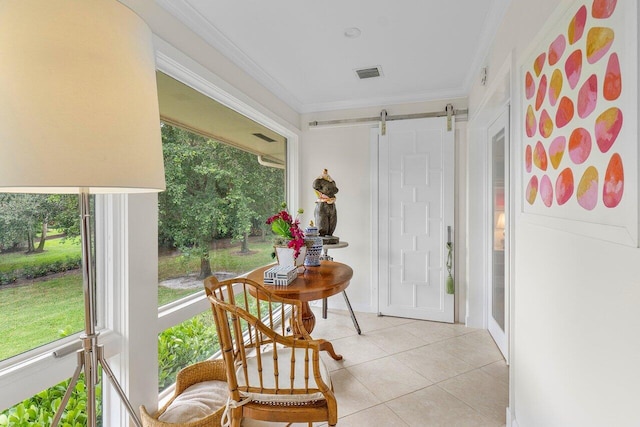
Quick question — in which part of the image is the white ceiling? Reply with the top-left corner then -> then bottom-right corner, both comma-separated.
157,0 -> 510,114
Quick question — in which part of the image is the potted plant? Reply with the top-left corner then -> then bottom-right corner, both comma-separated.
266,203 -> 306,271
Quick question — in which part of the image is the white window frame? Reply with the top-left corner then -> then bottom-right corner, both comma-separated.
0,194 -> 121,412
150,39 -> 300,405
152,34 -> 301,332
122,37 -> 300,419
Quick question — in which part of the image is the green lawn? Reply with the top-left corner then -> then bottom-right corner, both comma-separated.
157,240 -> 275,306
158,240 -> 274,281
0,237 -> 275,361
158,286 -> 197,306
0,274 -> 84,360
0,238 -> 81,273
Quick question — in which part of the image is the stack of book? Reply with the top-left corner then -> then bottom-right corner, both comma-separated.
263,265 -> 297,286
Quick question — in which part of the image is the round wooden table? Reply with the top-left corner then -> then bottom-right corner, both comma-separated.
247,260 -> 353,360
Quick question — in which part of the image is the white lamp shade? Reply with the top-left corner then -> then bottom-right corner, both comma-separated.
0,0 -> 165,194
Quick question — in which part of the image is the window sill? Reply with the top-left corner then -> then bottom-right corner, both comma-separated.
0,329 -> 122,410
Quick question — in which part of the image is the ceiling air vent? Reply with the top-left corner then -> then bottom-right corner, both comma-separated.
253,132 -> 276,143
355,66 -> 382,80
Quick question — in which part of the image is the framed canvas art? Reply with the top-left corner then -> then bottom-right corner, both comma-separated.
521,0 -> 639,246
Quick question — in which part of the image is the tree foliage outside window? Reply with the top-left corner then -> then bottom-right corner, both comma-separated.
158,123 -> 285,279
0,194 -> 78,254
0,194 -> 86,424
156,122 -> 286,392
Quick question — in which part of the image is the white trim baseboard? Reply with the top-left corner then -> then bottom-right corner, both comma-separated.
506,406 -> 520,427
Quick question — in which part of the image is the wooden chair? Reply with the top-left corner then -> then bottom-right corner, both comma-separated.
204,276 -> 338,427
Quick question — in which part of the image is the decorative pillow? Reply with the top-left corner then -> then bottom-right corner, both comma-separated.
236,348 -> 331,404
157,380 -> 227,423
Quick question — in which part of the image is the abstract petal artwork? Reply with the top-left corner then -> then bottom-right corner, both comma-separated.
549,136 -> 567,169
521,0 -> 638,245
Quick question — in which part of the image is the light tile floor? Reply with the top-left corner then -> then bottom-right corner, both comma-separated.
302,307 -> 508,427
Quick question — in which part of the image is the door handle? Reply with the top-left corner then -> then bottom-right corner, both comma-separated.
446,226 -> 454,294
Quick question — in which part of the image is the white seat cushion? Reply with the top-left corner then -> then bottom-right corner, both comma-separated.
158,380 -> 227,423
236,348 -> 331,404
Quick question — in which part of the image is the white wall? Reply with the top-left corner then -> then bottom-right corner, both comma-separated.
299,125 -> 373,311
468,0 -> 571,116
516,225 -> 640,426
468,0 -> 640,425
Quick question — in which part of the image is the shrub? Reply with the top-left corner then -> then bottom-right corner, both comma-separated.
62,257 -> 82,271
157,313 -> 219,392
0,256 -> 82,287
50,260 -> 65,274
0,271 -> 17,286
21,265 -> 50,280
0,375 -> 101,427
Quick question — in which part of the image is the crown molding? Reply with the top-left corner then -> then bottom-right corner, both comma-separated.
156,0 -> 305,112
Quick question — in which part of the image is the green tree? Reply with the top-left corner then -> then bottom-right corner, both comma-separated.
49,194 -> 82,242
222,150 -> 284,253
158,123 -> 285,278
0,194 -> 77,253
159,125 -> 231,278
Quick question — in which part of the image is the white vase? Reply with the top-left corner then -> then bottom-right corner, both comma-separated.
275,246 -> 307,272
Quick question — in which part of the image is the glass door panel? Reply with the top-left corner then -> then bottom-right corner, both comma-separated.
492,129 -> 505,332
488,107 -> 509,360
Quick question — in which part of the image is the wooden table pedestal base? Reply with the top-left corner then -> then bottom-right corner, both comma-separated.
248,261 -> 353,362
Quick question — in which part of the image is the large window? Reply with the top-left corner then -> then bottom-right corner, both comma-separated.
0,194 -> 94,423
157,123 -> 285,306
155,72 -> 287,390
0,194 -> 83,362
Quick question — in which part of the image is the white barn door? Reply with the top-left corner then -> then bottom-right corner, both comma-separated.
376,117 -> 455,322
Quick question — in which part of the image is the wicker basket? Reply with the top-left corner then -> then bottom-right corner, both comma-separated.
140,359 -> 227,427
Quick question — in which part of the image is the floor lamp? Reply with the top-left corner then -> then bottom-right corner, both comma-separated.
0,2 -> 165,426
